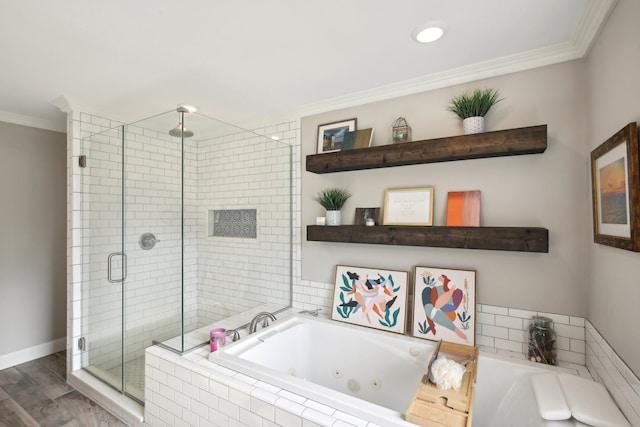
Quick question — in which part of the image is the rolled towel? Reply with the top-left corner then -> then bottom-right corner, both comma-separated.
429,355 -> 466,390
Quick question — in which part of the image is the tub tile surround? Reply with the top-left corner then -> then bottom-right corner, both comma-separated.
293,280 -> 640,425
144,309 -> 639,427
144,344 -> 382,427
294,280 -> 588,368
586,321 -> 640,426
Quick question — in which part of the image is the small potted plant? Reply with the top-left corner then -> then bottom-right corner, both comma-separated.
447,88 -> 502,134
314,188 -> 352,226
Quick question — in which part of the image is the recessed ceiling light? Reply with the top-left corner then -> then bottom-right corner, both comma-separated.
413,23 -> 446,44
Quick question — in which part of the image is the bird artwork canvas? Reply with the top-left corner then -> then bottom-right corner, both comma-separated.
412,266 -> 476,346
331,265 -> 408,334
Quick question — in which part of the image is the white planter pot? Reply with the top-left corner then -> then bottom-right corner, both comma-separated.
463,116 -> 485,134
326,210 -> 341,226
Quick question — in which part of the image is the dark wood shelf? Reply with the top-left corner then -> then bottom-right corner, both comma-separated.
307,225 -> 549,253
306,124 -> 547,174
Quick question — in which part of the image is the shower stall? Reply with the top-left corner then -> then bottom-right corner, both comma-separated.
77,108 -> 293,403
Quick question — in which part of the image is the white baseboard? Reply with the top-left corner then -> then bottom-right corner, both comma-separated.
0,337 -> 66,370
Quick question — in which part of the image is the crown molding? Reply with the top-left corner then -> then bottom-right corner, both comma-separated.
295,0 -> 616,119
0,109 -> 66,133
572,0 -> 617,57
294,41 -> 582,118
53,95 -> 137,126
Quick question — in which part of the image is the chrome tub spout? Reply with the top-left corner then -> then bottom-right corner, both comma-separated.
249,312 -> 277,333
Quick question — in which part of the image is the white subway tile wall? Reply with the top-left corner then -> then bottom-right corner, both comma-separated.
75,118 -> 199,367
586,321 -> 640,426
294,280 -> 587,367
196,125 -> 299,324
69,111 -> 127,374
68,111 -> 300,374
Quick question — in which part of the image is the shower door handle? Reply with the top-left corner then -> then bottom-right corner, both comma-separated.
107,252 -> 127,283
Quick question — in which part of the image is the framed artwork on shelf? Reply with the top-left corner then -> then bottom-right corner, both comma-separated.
331,265 -> 408,334
412,266 -> 476,346
383,187 -> 434,226
446,191 -> 481,226
590,122 -> 640,251
317,118 -> 357,153
354,207 -> 381,225
341,128 -> 374,151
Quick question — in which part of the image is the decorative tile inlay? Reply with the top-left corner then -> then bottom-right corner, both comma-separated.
210,209 -> 257,238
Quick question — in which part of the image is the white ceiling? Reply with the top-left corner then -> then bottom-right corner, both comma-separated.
0,0 -> 616,133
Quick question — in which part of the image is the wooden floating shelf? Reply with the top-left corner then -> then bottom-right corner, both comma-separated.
306,124 -> 547,174
307,225 -> 549,253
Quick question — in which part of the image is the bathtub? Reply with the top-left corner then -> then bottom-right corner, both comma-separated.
211,315 -> 582,426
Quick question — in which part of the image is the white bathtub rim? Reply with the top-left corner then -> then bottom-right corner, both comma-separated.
210,314 -> 584,427
211,315 -> 419,426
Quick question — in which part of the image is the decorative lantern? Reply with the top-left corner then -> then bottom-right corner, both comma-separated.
392,117 -> 412,144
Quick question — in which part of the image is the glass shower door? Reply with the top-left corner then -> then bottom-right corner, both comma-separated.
80,126 -> 126,395
80,112 -> 193,404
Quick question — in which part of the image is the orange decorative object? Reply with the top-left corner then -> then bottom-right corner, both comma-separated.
446,191 -> 481,227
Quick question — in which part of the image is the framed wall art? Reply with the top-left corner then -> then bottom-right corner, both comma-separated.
341,128 -> 374,151
590,122 -> 640,251
354,207 -> 381,225
412,266 -> 476,346
331,265 -> 408,334
317,118 -> 357,153
383,187 -> 434,226
446,190 -> 481,227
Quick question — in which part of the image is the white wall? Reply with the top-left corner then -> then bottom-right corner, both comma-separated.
301,60 -> 590,317
586,0 -> 640,376
0,121 -> 66,356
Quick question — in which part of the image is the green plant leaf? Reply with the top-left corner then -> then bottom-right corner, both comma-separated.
314,188 -> 352,210
447,88 -> 503,119
391,308 -> 399,326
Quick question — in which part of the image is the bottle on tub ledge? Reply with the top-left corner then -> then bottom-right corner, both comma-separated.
528,315 -> 557,365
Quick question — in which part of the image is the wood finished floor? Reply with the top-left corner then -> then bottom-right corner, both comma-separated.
0,351 -> 127,427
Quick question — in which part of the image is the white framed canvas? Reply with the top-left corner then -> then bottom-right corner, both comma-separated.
331,265 -> 408,334
412,266 -> 476,346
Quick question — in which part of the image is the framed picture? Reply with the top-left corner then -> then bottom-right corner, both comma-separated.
317,118 -> 357,153
341,128 -> 374,151
590,122 -> 640,251
355,207 -> 381,225
446,190 -> 481,226
412,266 -> 476,346
383,187 -> 434,226
331,265 -> 408,334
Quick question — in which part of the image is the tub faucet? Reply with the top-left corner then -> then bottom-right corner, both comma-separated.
226,328 -> 241,342
249,312 -> 277,334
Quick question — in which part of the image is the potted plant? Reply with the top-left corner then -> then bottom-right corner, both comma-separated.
447,88 -> 502,134
314,188 -> 352,226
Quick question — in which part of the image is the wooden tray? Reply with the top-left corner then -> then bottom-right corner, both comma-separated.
405,342 -> 479,427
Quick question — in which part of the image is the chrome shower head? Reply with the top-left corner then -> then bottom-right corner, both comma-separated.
168,105 -> 195,138
169,124 -> 194,138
